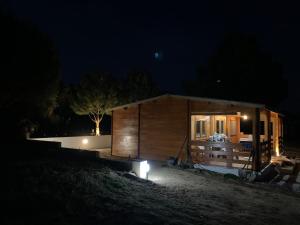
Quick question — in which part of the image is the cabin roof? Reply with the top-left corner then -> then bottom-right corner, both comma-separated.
110,94 -> 266,111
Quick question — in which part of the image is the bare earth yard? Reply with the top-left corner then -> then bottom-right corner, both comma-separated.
1,157 -> 300,225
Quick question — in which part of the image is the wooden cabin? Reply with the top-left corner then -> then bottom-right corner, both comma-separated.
110,94 -> 283,171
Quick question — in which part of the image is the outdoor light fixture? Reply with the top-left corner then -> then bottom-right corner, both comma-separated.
82,138 -> 89,145
132,160 -> 150,179
242,115 -> 248,120
140,160 -> 150,179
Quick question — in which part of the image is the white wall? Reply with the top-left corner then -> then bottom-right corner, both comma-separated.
31,135 -> 111,150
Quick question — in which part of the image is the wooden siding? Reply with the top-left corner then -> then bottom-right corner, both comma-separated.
140,97 -> 188,161
190,100 -> 253,114
111,95 -> 276,165
112,106 -> 139,158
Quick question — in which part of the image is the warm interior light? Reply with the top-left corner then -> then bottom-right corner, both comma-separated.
140,160 -> 150,179
82,138 -> 89,145
242,115 -> 248,120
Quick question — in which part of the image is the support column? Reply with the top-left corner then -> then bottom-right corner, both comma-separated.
111,111 -> 114,156
279,116 -> 284,152
274,113 -> 279,156
187,100 -> 191,162
252,108 -> 261,171
266,110 -> 272,161
137,104 -> 141,159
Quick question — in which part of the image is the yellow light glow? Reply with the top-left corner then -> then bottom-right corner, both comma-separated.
275,146 -> 280,156
242,115 -> 248,120
82,138 -> 89,145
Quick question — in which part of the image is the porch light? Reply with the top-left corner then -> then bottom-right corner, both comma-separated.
242,115 -> 248,120
82,138 -> 89,145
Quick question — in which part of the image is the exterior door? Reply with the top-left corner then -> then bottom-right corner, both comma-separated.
228,116 -> 239,143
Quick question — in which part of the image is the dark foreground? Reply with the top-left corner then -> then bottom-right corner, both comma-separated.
1,152 -> 300,225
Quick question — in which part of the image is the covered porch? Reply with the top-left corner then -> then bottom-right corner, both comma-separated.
188,106 -> 283,170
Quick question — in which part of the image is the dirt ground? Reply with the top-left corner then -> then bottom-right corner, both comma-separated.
148,162 -> 300,225
2,158 -> 300,225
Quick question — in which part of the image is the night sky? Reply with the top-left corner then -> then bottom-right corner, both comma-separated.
3,0 -> 300,112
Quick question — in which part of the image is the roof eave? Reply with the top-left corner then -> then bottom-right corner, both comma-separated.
109,93 -> 266,112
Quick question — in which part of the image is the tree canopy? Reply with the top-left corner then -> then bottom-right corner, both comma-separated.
184,32 -> 288,108
122,70 -> 160,103
70,72 -> 119,135
0,13 -> 60,138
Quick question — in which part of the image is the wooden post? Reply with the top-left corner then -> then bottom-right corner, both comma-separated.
226,146 -> 233,168
274,113 -> 279,156
276,114 -> 280,154
110,110 -> 114,156
187,100 -> 191,162
137,104 -> 141,159
267,110 -> 272,161
279,116 -> 284,152
253,108 -> 261,171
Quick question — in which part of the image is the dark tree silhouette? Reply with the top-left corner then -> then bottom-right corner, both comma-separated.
0,12 -> 60,139
35,83 -> 74,137
184,32 -> 287,108
122,70 -> 160,103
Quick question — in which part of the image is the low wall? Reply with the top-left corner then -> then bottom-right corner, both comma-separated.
31,135 -> 111,150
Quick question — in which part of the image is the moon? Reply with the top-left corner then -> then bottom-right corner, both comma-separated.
154,50 -> 163,61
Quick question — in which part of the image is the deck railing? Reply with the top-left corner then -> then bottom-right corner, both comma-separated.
190,141 -> 252,168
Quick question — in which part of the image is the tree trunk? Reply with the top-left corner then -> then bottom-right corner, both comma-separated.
90,112 -> 103,136
95,120 -> 100,136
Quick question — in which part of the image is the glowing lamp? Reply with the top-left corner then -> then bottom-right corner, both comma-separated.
82,138 -> 89,145
140,160 -> 150,179
242,115 -> 248,120
132,160 -> 150,179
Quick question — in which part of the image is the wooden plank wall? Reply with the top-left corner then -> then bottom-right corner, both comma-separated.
190,100 -> 253,114
112,106 -> 139,158
140,97 -> 188,161
111,96 -> 265,162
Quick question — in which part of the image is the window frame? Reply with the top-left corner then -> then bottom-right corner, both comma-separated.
195,120 -> 207,138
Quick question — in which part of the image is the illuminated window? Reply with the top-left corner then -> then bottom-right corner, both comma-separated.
196,120 -> 207,138
216,120 -> 224,134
